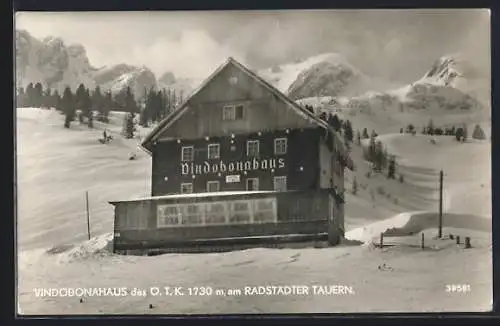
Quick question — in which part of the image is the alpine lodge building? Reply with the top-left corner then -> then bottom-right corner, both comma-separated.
110,57 -> 353,255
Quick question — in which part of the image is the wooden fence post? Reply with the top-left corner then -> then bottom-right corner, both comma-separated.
421,233 -> 425,249
379,233 -> 384,248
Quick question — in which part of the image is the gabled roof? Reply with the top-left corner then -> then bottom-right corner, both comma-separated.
140,57 -> 352,169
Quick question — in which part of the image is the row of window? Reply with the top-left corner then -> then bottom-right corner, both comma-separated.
157,198 -> 277,228
180,176 -> 287,193
181,138 -> 287,161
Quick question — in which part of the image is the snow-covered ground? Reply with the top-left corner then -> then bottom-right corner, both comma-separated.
16,107 -> 492,314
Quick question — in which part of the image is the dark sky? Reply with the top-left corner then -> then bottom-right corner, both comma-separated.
16,9 -> 490,84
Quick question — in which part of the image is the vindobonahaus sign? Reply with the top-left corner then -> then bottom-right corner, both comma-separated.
181,158 -> 285,176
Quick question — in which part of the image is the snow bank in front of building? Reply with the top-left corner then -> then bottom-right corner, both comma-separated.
45,233 -> 114,263
345,211 -> 491,244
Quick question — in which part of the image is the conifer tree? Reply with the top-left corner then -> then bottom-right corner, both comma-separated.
472,124 -> 486,140
368,133 -> 377,163
34,82 -> 43,108
455,127 -> 464,142
124,86 -> 138,114
92,86 -> 104,122
85,88 -> 93,128
26,83 -> 35,107
362,127 -> 369,139
16,87 -> 27,108
75,84 -> 87,124
166,88 -> 172,113
161,88 -> 168,117
406,124 -> 415,134
157,90 -> 164,121
343,119 -> 354,143
426,119 -> 435,135
51,89 -> 61,110
387,155 -> 396,179
382,148 -> 389,169
101,91 -> 112,123
352,177 -> 358,195
374,140 -> 384,172
62,87 -> 75,128
42,88 -> 51,108
172,89 -> 177,109
123,112 -> 136,139
139,87 -> 153,127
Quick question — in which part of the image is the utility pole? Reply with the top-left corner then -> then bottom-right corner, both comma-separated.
438,170 -> 443,238
85,191 -> 91,240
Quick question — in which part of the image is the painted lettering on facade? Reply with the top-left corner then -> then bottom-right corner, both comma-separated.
181,158 -> 285,176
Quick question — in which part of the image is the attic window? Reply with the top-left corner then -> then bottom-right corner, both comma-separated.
223,104 -> 244,121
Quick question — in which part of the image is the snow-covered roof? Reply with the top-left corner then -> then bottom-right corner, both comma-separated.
140,57 -> 347,157
109,190 -> 278,204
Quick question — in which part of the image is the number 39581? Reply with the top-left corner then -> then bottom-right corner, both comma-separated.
445,284 -> 471,293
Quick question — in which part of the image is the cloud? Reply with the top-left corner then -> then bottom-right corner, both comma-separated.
15,10 -> 490,85
127,29 -> 247,79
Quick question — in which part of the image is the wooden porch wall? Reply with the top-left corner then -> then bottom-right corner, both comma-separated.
112,190 -> 338,251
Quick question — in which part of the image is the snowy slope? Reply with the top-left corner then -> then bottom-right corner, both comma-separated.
94,64 -> 158,100
17,107 -> 492,314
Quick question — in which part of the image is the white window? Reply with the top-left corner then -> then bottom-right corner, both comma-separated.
181,204 -> 204,225
207,143 -> 220,159
252,198 -> 277,223
247,140 -> 260,157
180,183 -> 193,194
273,176 -> 287,192
223,105 -> 235,121
207,181 -> 220,192
274,138 -> 287,155
222,104 -> 244,121
181,146 -> 194,162
228,200 -> 251,224
157,205 -> 181,228
246,178 -> 259,191
205,202 -> 226,224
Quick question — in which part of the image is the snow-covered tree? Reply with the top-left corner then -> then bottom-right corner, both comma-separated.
472,124 -> 486,140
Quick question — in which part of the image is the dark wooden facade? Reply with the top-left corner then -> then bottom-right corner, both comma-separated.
151,127 -> 332,195
111,57 -> 349,254
111,190 -> 341,254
